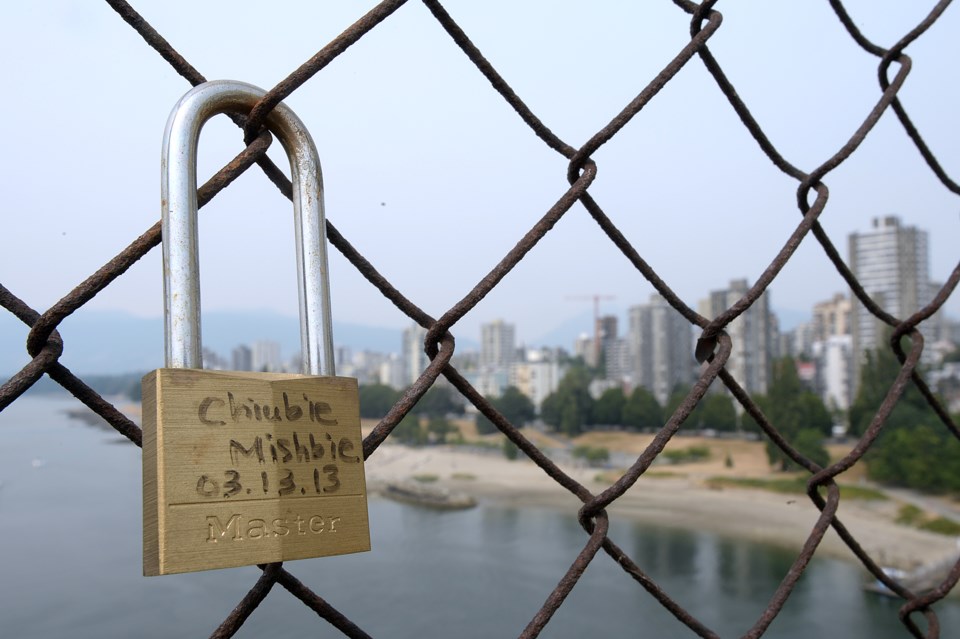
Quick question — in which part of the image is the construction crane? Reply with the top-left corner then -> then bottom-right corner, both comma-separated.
565,294 -> 616,366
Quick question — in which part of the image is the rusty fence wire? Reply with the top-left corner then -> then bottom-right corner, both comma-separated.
2,0 -> 960,637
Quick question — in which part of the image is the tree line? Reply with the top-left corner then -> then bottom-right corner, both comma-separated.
357,344 -> 960,494
848,344 -> 960,493
358,383 -> 465,446
534,364 -> 741,437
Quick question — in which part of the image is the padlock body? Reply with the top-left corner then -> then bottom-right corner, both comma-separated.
142,369 -> 369,576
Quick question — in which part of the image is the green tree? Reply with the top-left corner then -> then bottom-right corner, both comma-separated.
665,384 -> 688,419
475,386 -> 536,435
475,409 -> 498,436
502,437 -> 520,460
541,366 -> 594,436
698,393 -> 738,432
592,387 -> 626,426
849,344 -> 929,438
851,344 -> 960,492
572,445 -> 610,467
753,357 -> 831,471
867,422 -> 960,493
539,391 -> 562,431
497,386 -> 536,426
622,387 -> 663,431
411,385 -> 463,417
793,393 -> 833,437
392,414 -> 426,446
559,401 -> 582,437
793,428 -> 830,469
359,384 -> 401,419
664,383 -> 704,428
426,416 -> 455,443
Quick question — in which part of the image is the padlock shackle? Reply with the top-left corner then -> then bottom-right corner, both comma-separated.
161,80 -> 334,376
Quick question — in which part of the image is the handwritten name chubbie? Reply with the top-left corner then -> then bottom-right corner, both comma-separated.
197,391 -> 340,426
143,369 -> 370,576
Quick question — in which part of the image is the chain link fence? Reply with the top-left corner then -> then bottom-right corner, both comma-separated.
2,1 -> 959,637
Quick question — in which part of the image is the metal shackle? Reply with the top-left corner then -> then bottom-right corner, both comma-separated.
161,80 -> 334,376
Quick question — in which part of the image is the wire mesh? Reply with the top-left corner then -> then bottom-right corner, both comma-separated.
1,1 -> 959,637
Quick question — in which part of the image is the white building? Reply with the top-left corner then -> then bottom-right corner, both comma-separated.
806,293 -> 855,410
378,354 -> 406,390
813,292 -> 853,341
510,350 -> 564,413
628,294 -> 694,404
252,340 -> 282,372
812,335 -> 854,410
573,333 -> 593,365
475,369 -> 511,399
480,319 -> 516,370
698,280 -> 775,395
604,337 -> 631,383
202,348 -> 228,370
849,216 -> 931,381
401,323 -> 429,386
231,344 -> 252,371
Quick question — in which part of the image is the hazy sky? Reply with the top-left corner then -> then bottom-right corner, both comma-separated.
2,1 -> 957,350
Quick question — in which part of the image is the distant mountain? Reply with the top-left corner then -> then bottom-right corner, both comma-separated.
1,311 -> 162,376
1,304 -> 818,377
529,310 -> 595,350
0,310 -> 407,376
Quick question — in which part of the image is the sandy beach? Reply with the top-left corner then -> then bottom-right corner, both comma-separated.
97,402 -> 960,574
364,438 -> 960,574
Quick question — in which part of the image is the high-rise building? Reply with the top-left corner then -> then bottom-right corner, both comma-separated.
812,293 -> 852,341
231,344 -> 253,371
202,348 -> 228,370
628,294 -> 693,404
926,280 -> 953,349
812,335 -> 854,411
597,315 -> 618,346
480,320 -> 516,370
848,216 -> 931,379
698,279 -> 774,395
595,315 -> 624,379
338,349 -> 390,386
252,340 -> 282,372
379,354 -> 405,390
573,333 -> 593,364
807,293 -> 854,410
476,319 -> 517,398
335,346 -> 352,371
604,338 -> 631,383
401,323 -> 429,386
510,349 -> 564,413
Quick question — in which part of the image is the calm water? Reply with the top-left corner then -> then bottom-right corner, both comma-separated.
1,395 -> 958,638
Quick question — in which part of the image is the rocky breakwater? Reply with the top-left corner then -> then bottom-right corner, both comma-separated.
381,480 -> 477,510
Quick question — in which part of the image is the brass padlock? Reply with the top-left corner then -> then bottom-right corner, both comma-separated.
142,80 -> 369,576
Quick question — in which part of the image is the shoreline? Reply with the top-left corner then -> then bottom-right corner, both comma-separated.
365,443 -> 960,574
57,400 -> 960,576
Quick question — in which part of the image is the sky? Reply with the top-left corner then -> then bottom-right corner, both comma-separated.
1,1 -> 957,351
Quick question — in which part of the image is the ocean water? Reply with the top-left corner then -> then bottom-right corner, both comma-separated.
0,395 -> 957,638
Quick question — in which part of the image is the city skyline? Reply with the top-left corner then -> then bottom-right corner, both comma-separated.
192,271 -> 957,361
5,249 -> 955,381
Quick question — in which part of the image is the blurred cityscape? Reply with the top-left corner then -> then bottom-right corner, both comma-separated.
200,215 -> 960,420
